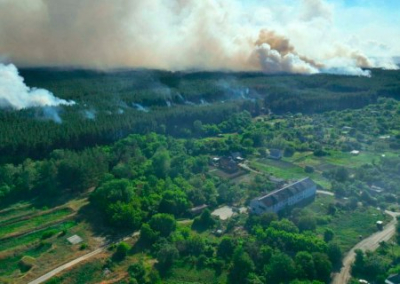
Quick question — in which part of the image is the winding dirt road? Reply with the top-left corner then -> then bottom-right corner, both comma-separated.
331,210 -> 400,284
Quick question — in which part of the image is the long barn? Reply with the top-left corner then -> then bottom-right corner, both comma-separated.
250,177 -> 317,215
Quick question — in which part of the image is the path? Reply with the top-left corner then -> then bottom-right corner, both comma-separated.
28,248 -> 104,284
317,190 -> 334,196
331,210 -> 400,284
28,218 -> 191,284
238,163 -> 263,175
27,231 -> 140,284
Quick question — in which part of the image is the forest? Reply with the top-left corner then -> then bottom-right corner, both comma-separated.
1,68 -> 400,284
1,68 -> 400,163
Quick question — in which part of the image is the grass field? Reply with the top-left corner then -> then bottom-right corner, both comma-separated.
0,208 -> 74,239
44,259 -> 104,284
250,159 -> 331,189
166,263 -> 228,284
0,221 -> 77,252
306,195 -> 390,252
0,204 -> 38,224
0,243 -> 52,277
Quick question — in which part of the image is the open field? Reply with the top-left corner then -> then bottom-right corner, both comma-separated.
0,204 -> 39,224
165,265 -> 228,284
0,208 -> 74,239
0,197 -> 104,283
306,195 -> 391,252
250,159 -> 331,189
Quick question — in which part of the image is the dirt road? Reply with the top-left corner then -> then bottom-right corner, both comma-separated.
316,190 -> 334,196
27,231 -> 140,284
28,247 -> 105,284
331,211 -> 400,284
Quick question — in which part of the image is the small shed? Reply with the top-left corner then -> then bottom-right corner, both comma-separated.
376,221 -> 384,230
268,149 -> 283,160
231,152 -> 244,162
189,204 -> 208,216
67,235 -> 83,245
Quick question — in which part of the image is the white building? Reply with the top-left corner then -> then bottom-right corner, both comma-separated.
250,177 -> 317,215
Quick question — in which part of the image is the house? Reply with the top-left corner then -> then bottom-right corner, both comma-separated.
67,235 -> 83,245
268,149 -> 283,160
250,177 -> 317,215
231,152 -> 244,162
189,204 -> 208,216
369,185 -> 384,196
210,157 -> 220,166
386,274 -> 400,284
219,157 -> 239,173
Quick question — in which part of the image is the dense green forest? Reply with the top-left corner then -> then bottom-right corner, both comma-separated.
1,68 -> 400,163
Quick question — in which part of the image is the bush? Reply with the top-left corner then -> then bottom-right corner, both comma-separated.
41,229 -> 58,240
80,243 -> 88,250
18,256 -> 35,272
305,166 -> 315,173
113,242 -> 131,261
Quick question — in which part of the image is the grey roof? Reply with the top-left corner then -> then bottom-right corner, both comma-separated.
269,149 -> 282,158
254,177 -> 316,207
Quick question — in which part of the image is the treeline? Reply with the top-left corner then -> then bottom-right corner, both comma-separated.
1,68 -> 399,163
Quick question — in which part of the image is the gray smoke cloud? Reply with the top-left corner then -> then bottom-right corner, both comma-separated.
0,63 -> 75,109
0,0 -> 397,76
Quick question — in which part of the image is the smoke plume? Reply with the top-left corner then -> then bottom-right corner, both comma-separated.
0,0 -> 397,76
0,63 -> 75,109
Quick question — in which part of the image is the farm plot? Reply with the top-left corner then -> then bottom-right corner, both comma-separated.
0,208 -> 74,239
250,159 -> 331,189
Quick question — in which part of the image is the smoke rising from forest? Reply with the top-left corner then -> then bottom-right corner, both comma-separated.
0,63 -> 75,109
0,0 -> 398,76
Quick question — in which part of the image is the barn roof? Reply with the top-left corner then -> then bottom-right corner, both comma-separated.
254,177 -> 316,207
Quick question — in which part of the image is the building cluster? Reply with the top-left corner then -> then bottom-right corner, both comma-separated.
211,152 -> 244,173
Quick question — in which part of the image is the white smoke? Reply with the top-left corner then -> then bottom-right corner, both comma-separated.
0,63 -> 75,109
0,0 -> 397,76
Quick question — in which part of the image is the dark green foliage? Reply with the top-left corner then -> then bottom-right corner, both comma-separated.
217,237 -> 236,260
351,249 -> 389,282
91,179 -> 143,230
113,242 -> 131,261
297,216 -> 317,232
327,242 -> 342,269
41,229 -> 58,240
323,228 -> 335,243
295,251 -> 316,280
156,244 -> 179,273
192,209 -> 216,231
128,262 -> 146,283
312,253 -> 332,283
149,214 -> 176,237
228,247 -> 255,284
305,165 -> 315,173
265,252 -> 296,284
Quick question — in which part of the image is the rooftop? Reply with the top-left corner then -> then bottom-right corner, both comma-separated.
255,177 -> 316,207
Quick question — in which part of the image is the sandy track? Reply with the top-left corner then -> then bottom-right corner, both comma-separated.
331,211 -> 400,284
